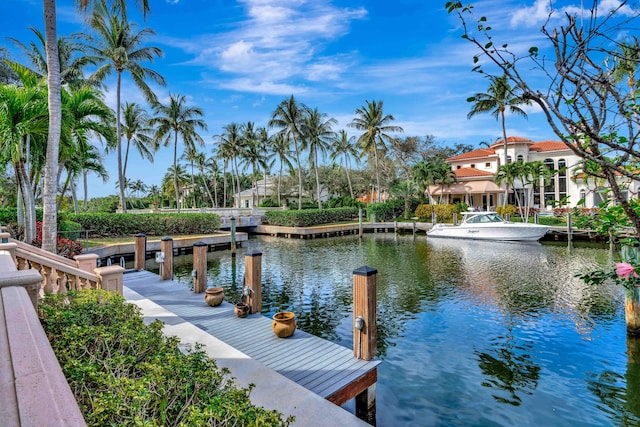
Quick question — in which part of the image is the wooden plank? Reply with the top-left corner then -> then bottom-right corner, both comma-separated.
326,368 -> 377,406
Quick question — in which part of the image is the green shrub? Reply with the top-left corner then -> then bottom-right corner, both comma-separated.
414,204 -> 433,220
414,204 -> 461,221
265,207 -> 358,227
326,196 -> 364,209
39,290 -> 293,426
259,198 -> 280,207
68,213 -> 221,237
59,220 -> 82,241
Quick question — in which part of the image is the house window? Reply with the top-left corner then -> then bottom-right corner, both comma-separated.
245,200 -> 249,208
579,189 -> 586,204
457,165 -> 461,169
506,156 -> 512,164
485,162 -> 491,168
543,158 -> 555,206
470,164 -> 476,168
517,154 -> 524,162
558,159 -> 567,203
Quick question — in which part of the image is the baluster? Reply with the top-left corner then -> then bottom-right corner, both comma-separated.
68,274 -> 80,291
55,269 -> 68,294
42,265 -> 53,294
16,256 -> 29,270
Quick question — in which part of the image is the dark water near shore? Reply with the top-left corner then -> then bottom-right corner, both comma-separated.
164,235 -> 639,426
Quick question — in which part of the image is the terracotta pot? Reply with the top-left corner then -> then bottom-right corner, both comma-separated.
204,287 -> 224,307
234,303 -> 250,318
272,311 -> 296,338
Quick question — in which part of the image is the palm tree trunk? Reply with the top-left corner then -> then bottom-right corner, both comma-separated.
200,169 -> 215,208
222,162 -> 228,207
374,144 -> 381,203
278,164 -> 283,206
314,148 -> 321,209
123,137 -> 131,181
173,132 -> 180,212
116,72 -> 127,213
42,0 -> 61,253
294,139 -> 302,210
83,170 -> 88,211
345,154 -> 354,198
15,161 -> 35,243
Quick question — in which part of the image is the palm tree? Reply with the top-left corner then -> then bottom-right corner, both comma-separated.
331,129 -> 358,198
151,94 -> 207,212
216,123 -> 245,206
349,100 -> 403,202
467,74 -> 530,206
391,180 -> 420,219
0,76 -> 48,242
241,121 -> 261,207
84,0 -> 165,212
269,95 -> 307,209
121,102 -> 156,180
612,37 -> 640,117
194,152 -> 216,207
270,133 -> 293,206
40,0 -> 151,251
413,160 -> 442,204
302,108 -> 336,208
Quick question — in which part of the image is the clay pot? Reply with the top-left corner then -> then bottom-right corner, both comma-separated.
234,303 -> 250,318
272,311 -> 296,338
204,287 -> 224,306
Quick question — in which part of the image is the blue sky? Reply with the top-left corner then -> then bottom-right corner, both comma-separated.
2,0 -> 632,198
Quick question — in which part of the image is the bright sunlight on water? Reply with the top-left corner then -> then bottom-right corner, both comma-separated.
166,234 -> 638,426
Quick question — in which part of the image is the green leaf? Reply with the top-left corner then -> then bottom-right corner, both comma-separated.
466,96 -> 476,102
485,42 -> 493,49
473,56 -> 479,63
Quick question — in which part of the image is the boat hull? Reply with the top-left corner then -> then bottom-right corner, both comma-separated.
427,223 -> 549,241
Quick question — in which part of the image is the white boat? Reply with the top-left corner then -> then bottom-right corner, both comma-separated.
426,212 -> 550,241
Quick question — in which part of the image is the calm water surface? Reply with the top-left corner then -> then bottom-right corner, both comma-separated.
167,235 -> 639,426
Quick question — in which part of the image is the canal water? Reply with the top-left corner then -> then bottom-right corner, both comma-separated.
165,235 -> 638,426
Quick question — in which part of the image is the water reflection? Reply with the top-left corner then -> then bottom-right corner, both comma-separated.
164,234 -> 631,426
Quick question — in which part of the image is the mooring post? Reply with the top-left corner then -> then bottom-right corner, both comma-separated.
193,241 -> 208,293
160,237 -> 173,280
230,216 -> 237,256
134,233 -> 146,271
412,221 -> 416,237
353,265 -> 377,423
535,213 -> 539,224
567,213 -> 573,246
245,250 -> 262,314
453,212 -> 458,226
432,210 -> 436,225
622,243 -> 640,335
358,208 -> 363,239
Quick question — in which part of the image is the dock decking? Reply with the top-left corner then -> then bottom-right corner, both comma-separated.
123,270 -> 380,406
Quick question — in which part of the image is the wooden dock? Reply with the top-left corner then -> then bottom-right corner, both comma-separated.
123,270 -> 379,420
256,221 -> 430,239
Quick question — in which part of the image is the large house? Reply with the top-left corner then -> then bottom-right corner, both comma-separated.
429,136 -> 639,211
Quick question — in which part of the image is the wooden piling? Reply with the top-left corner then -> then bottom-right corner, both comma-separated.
453,212 -> 458,226
622,244 -> 640,335
353,266 -> 377,360
352,265 -> 377,422
134,233 -> 146,271
358,208 -> 363,239
160,237 -> 173,280
245,250 -> 262,314
193,241 -> 208,293
567,213 -> 573,246
230,217 -> 237,256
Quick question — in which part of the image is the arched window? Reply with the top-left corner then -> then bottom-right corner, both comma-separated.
516,154 -> 524,162
506,155 -> 512,164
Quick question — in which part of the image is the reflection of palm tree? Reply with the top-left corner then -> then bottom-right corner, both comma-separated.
475,320 -> 540,406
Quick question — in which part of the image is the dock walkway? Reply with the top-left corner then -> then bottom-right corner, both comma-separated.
123,270 -> 378,426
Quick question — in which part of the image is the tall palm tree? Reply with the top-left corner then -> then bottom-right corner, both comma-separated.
467,74 -> 530,206
391,180 -> 420,219
205,156 -> 221,207
121,102 -> 156,180
612,37 -> 640,117
40,0 -> 151,251
181,144 -> 199,208
412,160 -> 442,203
257,127 -> 274,205
270,133 -> 293,206
241,121 -> 261,207
151,94 -> 207,213
84,0 -> 165,212
302,108 -> 336,209
216,122 -> 245,206
330,129 -> 358,198
269,95 -> 307,209
349,100 -> 403,202
194,152 -> 216,207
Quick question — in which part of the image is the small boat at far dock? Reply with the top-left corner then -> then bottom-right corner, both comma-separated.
427,212 -> 550,241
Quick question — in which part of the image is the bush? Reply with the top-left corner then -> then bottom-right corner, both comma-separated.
31,221 -> 84,259
68,213 -> 221,238
59,220 -> 82,241
259,198 -> 280,207
265,207 -> 358,227
39,290 -> 293,426
496,205 -> 518,217
414,204 -> 462,221
326,196 -> 364,209
414,204 -> 433,220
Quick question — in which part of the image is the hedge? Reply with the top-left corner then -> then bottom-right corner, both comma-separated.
39,290 -> 293,426
265,207 -> 358,227
68,213 -> 221,237
414,204 -> 462,221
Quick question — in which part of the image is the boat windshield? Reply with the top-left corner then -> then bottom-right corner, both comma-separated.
463,213 -> 505,224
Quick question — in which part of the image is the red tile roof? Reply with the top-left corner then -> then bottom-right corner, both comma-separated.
490,136 -> 533,147
447,148 -> 496,161
454,167 -> 495,178
529,140 -> 571,152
